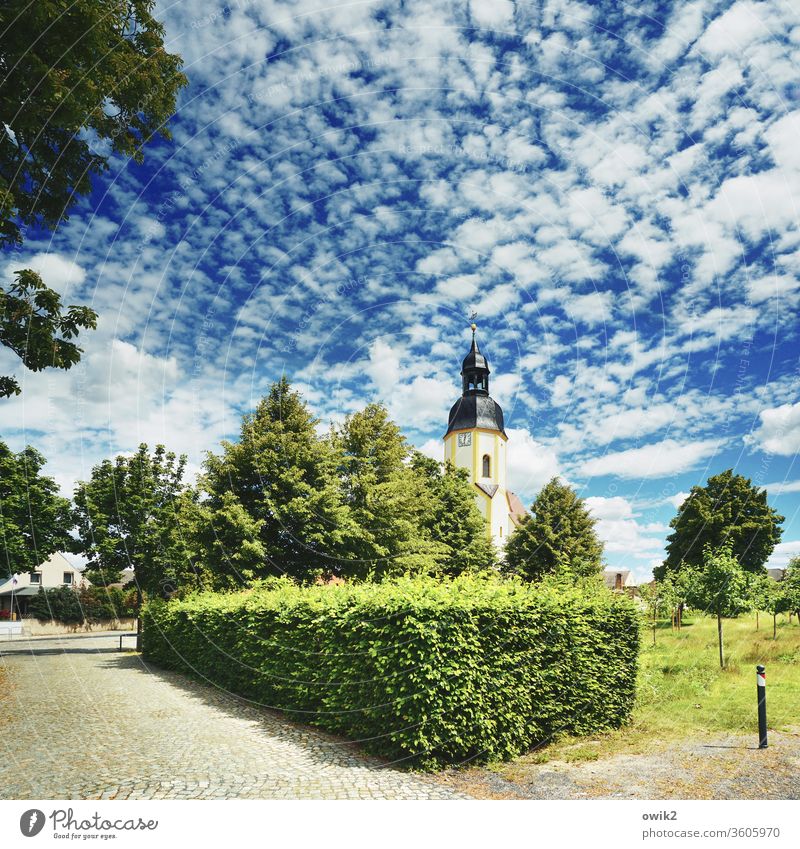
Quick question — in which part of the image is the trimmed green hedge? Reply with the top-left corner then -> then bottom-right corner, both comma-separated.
143,575 -> 639,769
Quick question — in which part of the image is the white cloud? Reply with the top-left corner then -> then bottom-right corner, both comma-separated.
364,338 -> 455,430
750,402 -> 800,455
665,491 -> 691,509
580,438 -> 721,480
745,274 -> 800,304
4,252 -> 86,295
505,426 -> 561,500
766,540 -> 800,569
470,0 -> 516,30
695,1 -> 771,59
585,495 -> 668,582
566,291 -> 613,326
762,480 -> 800,496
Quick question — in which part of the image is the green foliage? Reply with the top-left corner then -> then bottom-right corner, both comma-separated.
685,547 -> 752,618
657,470 -> 783,578
502,477 -> 604,581
28,586 -> 83,624
0,440 -> 74,574
410,453 -> 497,576
684,546 -> 753,667
27,584 -> 137,624
78,585 -> 138,622
0,1 -> 186,395
73,444 -> 198,597
0,0 -> 187,247
199,378 -> 352,584
777,559 -> 800,617
335,405 -> 441,578
0,270 -> 98,397
196,390 -> 497,586
142,574 -> 639,769
639,578 -> 678,643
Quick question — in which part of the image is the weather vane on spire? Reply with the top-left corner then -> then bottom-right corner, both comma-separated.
469,309 -> 478,331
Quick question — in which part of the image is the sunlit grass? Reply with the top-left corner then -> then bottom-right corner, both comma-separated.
508,612 -> 800,768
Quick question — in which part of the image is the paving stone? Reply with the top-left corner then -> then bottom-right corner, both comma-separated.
0,633 -> 469,800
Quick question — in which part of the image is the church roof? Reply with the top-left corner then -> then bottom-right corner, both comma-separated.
444,394 -> 506,438
506,491 -> 528,527
461,334 -> 489,373
445,325 -> 506,437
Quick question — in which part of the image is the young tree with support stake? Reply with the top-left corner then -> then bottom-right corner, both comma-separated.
686,545 -> 752,668
639,578 -> 677,645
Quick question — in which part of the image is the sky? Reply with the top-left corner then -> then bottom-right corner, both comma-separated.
2,0 -> 800,581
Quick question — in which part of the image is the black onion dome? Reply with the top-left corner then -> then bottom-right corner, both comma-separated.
445,394 -> 506,438
444,325 -> 506,437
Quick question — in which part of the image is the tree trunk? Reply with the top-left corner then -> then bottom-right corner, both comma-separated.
773,612 -> 777,640
717,610 -> 724,668
136,586 -> 143,652
756,610 -> 759,631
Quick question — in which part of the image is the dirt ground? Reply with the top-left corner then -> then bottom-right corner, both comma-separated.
434,729 -> 800,799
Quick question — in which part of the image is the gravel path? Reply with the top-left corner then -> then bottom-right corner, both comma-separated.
438,732 -> 800,800
0,632 -> 467,800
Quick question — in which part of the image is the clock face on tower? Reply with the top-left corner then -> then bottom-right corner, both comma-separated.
457,433 -> 472,447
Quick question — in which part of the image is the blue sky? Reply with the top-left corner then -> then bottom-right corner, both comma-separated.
2,0 -> 800,581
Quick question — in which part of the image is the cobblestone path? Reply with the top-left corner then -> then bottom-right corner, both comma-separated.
0,633 -> 467,800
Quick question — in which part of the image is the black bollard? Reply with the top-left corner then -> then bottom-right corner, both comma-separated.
756,665 -> 767,749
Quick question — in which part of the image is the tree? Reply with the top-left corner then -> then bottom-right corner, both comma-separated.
0,440 -> 74,575
759,577 -> 785,639
685,545 -> 752,668
73,444 -> 192,648
657,470 -> 783,579
0,0 -> 187,394
639,578 -> 677,645
778,559 -> 800,623
335,404 -> 439,578
200,378 -> 351,583
409,452 -> 497,576
0,270 -> 98,397
502,477 -> 604,582
751,572 -> 778,632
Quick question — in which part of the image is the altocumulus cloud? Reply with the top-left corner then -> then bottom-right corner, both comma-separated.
3,0 -> 800,579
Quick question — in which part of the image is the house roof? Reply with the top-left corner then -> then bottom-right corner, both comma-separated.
602,568 -> 635,588
0,586 -> 41,597
506,491 -> 528,527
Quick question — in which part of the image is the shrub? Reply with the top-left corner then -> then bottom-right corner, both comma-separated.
26,585 -> 138,624
28,586 -> 84,624
143,574 -> 639,769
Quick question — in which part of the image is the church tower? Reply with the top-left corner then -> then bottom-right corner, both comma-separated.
443,324 -> 514,547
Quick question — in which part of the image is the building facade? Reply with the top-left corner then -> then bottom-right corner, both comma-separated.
0,552 -> 85,617
443,325 -> 521,547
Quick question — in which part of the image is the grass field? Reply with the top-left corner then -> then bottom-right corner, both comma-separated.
513,611 -> 800,765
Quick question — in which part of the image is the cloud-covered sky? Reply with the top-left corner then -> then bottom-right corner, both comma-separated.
3,0 -> 800,581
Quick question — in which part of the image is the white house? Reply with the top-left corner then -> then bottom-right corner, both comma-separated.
0,553 -> 86,618
603,568 -> 637,593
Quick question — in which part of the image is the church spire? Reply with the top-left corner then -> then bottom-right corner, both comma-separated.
461,323 -> 490,396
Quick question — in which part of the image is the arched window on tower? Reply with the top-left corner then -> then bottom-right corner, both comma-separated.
482,454 -> 491,478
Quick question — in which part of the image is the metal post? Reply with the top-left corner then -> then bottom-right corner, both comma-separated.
756,665 -> 767,749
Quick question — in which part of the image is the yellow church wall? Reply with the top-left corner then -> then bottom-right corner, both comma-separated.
444,426 -> 510,547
